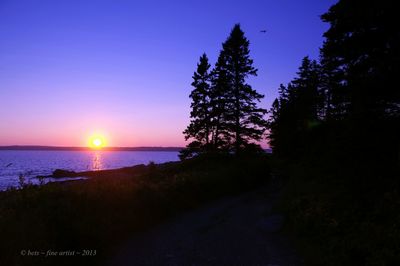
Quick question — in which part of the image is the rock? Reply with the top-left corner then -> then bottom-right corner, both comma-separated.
52,169 -> 77,178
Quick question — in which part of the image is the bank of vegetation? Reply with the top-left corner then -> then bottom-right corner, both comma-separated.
267,1 -> 400,265
0,154 -> 270,266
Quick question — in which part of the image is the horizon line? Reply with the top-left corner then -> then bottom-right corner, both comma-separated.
0,145 -> 272,151
0,145 -> 184,151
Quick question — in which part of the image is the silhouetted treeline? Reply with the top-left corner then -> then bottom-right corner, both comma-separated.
181,24 -> 267,159
269,1 -> 400,265
268,0 -> 399,168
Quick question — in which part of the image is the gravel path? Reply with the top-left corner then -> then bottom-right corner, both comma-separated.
110,186 -> 302,266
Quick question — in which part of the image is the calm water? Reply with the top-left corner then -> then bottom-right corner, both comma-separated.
0,150 -> 179,190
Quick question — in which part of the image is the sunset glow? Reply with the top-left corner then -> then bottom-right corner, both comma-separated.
89,136 -> 105,149
0,1 -> 333,148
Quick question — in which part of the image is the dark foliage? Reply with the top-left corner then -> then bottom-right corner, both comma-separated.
268,57 -> 322,157
268,0 -> 400,265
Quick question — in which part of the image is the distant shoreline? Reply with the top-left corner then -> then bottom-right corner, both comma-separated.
0,145 -> 183,152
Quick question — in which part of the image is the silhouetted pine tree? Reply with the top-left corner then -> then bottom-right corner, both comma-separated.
181,53 -> 212,159
209,50 -> 231,150
267,84 -> 296,156
222,24 -> 267,153
319,51 -> 347,120
290,57 -> 322,124
267,97 -> 282,154
269,0 -> 399,163
320,0 -> 400,163
268,57 -> 323,157
321,0 -> 399,119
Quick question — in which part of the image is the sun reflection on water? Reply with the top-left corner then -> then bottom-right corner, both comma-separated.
92,151 -> 103,170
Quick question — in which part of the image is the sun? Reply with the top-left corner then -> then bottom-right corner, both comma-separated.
89,135 -> 106,149
93,138 -> 102,147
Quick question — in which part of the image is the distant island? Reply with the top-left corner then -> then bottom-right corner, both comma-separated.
0,145 -> 183,152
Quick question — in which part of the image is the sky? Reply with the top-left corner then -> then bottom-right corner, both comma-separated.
0,0 -> 337,147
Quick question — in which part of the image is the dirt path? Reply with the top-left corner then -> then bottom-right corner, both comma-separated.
110,186 -> 302,266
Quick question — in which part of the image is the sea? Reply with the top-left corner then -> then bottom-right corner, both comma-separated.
0,150 -> 179,191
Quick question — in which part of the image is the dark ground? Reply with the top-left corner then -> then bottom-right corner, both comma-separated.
110,185 -> 302,266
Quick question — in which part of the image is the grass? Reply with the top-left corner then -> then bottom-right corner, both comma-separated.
0,154 -> 270,266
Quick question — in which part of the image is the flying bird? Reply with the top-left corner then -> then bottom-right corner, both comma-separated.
260,30 -> 267,33
5,163 -> 12,167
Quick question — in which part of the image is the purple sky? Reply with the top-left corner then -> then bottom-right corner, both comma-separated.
0,0 -> 337,147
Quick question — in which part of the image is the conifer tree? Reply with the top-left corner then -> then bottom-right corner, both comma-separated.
209,51 -> 230,149
268,57 -> 323,157
221,24 -> 267,153
321,0 -> 399,119
289,56 -> 322,125
181,53 -> 212,159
